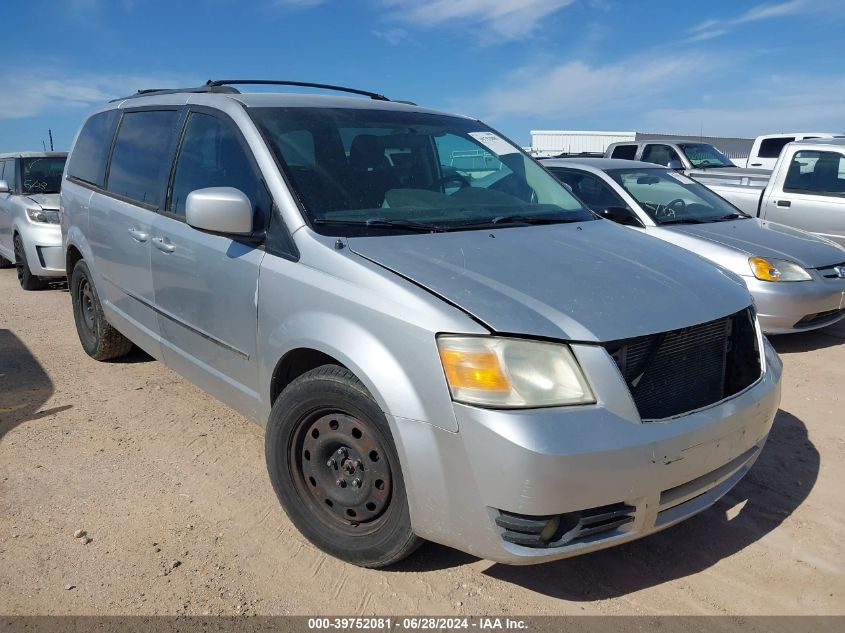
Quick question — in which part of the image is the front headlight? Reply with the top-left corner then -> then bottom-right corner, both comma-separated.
25,208 -> 60,225
436,335 -> 595,408
748,256 -> 811,282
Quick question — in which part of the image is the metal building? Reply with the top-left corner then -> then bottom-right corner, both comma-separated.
530,130 -> 754,163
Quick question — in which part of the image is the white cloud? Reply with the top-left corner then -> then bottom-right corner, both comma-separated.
270,0 -> 326,7
371,28 -> 413,46
688,0 -> 826,41
642,76 -> 845,136
464,55 -> 708,120
382,0 -> 576,41
0,71 -> 196,120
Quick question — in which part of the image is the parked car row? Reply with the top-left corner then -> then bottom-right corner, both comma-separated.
5,80 -> 839,570
542,157 -> 845,334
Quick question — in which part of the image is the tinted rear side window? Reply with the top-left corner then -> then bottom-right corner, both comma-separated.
107,110 -> 178,208
610,145 -> 637,160
67,110 -> 119,188
758,137 -> 795,159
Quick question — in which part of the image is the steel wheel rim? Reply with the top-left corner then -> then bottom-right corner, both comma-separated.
78,278 -> 96,335
290,411 -> 393,534
13,237 -> 25,284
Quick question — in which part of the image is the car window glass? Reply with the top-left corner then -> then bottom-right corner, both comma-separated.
610,145 -> 637,160
168,112 -> 267,228
0,160 -> 6,184
107,110 -> 178,207
784,151 -> 845,195
549,169 -> 628,212
641,144 -> 680,166
758,137 -> 795,159
609,168 -> 743,224
67,110 -> 120,188
22,157 -> 66,194
3,159 -> 17,190
252,107 -> 591,236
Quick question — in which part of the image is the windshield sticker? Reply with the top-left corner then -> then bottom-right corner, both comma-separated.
667,171 -> 695,185
468,132 -> 519,156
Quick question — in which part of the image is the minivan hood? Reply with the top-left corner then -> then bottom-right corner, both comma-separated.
661,218 -> 845,269
348,221 -> 752,342
25,193 -> 60,211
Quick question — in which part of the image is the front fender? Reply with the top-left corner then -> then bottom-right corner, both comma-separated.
259,309 -> 459,432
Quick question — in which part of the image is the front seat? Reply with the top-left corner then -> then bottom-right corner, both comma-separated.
348,135 -> 398,209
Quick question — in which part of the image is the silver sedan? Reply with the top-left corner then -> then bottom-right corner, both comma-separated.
544,158 -> 845,334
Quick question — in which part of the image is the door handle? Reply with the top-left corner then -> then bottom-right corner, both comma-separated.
152,236 -> 176,253
127,227 -> 149,242
776,200 -> 792,208
751,163 -> 763,167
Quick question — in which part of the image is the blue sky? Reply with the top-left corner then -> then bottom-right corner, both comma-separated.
2,0 -> 844,152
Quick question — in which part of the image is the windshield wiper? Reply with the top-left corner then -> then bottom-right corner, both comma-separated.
659,218 -> 710,225
715,213 -> 748,221
452,213 -> 586,229
313,217 -> 449,232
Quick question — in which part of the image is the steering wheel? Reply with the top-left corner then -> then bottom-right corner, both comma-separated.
656,198 -> 686,220
438,173 -> 471,191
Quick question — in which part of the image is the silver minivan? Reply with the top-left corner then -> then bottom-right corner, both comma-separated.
0,152 -> 67,289
62,81 -> 782,567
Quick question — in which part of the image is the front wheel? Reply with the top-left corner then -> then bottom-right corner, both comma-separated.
70,260 -> 134,361
14,234 -> 47,290
265,365 -> 422,567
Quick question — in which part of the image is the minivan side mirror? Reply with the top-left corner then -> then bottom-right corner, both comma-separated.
667,160 -> 684,170
185,187 -> 254,236
601,206 -> 644,228
0,180 -> 9,194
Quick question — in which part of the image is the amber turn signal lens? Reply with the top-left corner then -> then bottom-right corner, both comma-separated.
749,256 -> 781,281
438,349 -> 511,392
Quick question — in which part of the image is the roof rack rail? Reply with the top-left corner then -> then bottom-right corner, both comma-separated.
204,80 -> 391,101
110,79 -> 393,103
110,84 -> 240,102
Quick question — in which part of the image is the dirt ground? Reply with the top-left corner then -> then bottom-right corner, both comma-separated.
1,268 -> 843,617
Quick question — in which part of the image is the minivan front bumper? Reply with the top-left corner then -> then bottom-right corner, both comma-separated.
394,339 -> 782,565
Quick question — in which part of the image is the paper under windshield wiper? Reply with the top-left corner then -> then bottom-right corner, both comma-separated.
313,217 -> 449,232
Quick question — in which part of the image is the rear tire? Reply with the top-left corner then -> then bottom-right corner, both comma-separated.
70,260 -> 134,361
265,365 -> 422,568
14,234 -> 47,290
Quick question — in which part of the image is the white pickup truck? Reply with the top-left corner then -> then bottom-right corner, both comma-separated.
745,132 -> 844,169
709,138 -> 845,247
604,139 -> 771,188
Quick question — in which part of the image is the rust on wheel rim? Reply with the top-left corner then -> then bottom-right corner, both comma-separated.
292,411 -> 393,532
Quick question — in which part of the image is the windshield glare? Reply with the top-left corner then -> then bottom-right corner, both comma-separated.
250,107 -> 593,235
608,168 -> 748,224
22,157 -> 66,194
679,143 -> 734,168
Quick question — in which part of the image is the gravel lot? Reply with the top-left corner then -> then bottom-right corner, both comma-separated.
1,268 -> 843,616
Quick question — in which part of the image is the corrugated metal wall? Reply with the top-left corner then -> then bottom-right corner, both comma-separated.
530,131 -> 635,156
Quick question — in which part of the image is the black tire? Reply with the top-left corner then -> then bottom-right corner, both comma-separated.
13,234 -> 48,290
70,260 -> 134,361
265,365 -> 422,568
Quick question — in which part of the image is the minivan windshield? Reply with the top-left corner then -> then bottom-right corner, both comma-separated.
678,143 -> 735,169
21,156 -> 66,195
250,107 -> 593,235
607,168 -> 750,225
